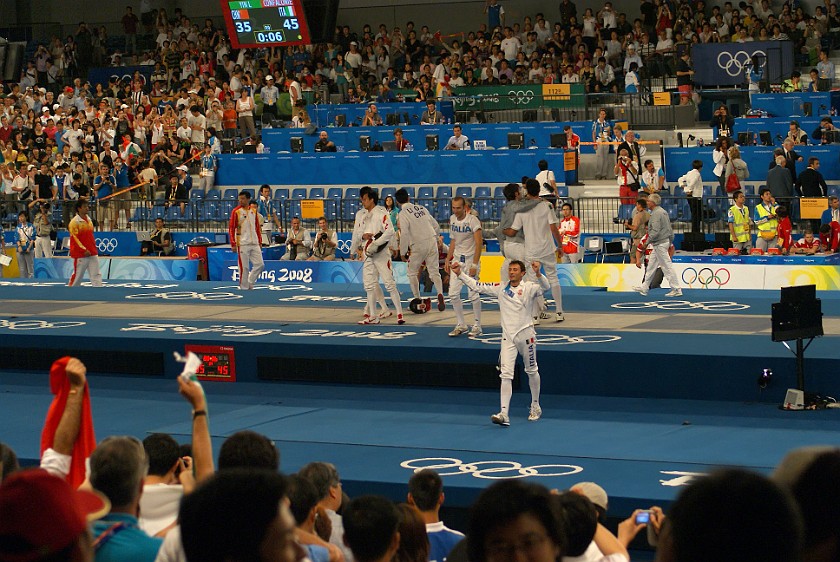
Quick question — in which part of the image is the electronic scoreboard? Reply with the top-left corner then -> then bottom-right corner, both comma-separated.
221,0 -> 311,48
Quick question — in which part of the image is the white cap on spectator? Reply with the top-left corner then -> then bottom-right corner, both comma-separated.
266,75 -> 274,81
39,87 -> 46,94
572,482 -> 608,511
350,41 -> 358,46
53,104 -> 60,110
121,104 -> 129,109
42,107 -> 49,112
177,165 -> 188,171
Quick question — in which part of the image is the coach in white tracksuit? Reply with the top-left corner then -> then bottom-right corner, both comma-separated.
453,259 -> 549,427
228,191 -> 264,290
396,188 -> 445,309
352,187 -> 404,325
505,179 -> 565,322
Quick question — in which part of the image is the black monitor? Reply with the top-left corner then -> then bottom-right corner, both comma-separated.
385,114 -> 399,126
737,132 -> 752,146
426,135 -> 439,151
242,144 -> 258,154
290,137 -> 303,153
759,131 -> 773,146
335,114 -> 347,127
781,284 -> 816,304
508,132 -> 525,149
360,135 -> 371,151
550,133 -> 568,148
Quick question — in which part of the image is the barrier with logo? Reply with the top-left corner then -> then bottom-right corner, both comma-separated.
87,66 -> 154,88
53,231 -> 225,258
307,101 -> 455,127
210,258 -> 414,285
34,258 -> 199,281
692,41 -> 794,86
748,93 -> 832,118
663,145 -> 840,182
264,121 -> 598,154
216,149 -> 568,186
451,84 -> 586,110
730,117 -> 823,142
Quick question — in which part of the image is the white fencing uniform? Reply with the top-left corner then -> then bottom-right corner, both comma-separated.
448,213 -> 483,328
351,207 -> 389,317
458,272 -> 550,414
352,205 -> 403,318
398,202 -> 443,299
510,200 -> 564,314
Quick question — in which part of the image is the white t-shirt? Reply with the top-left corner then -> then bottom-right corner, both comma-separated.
398,202 -> 440,254
139,484 -> 183,536
500,37 -> 521,60
536,170 -> 556,196
510,200 -> 558,258
449,213 -> 482,257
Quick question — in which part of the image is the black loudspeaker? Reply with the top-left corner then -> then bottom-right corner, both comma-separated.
737,132 -> 751,146
760,131 -> 773,146
681,232 -> 709,251
386,113 -> 399,126
802,102 -> 812,117
772,285 -> 823,342
426,135 -> 439,151
301,0 -> 340,43
290,137 -> 303,153
550,133 -> 567,148
714,232 -> 733,249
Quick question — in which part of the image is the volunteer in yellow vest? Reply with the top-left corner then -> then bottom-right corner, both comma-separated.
727,190 -> 752,252
753,187 -> 779,252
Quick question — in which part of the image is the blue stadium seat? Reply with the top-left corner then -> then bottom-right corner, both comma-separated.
308,187 -> 325,199
324,199 -> 338,222
666,206 -> 680,221
672,186 -> 685,198
476,199 -> 493,220
437,186 -> 453,199
435,199 -> 451,221
219,200 -> 237,216
128,207 -> 149,225
617,204 -> 635,222
742,184 -> 756,196
494,186 -> 507,199
829,185 -> 840,198
702,185 -> 713,197
223,189 -> 238,200
243,188 -> 255,200
327,188 -> 343,200
165,205 -> 184,223
455,186 -> 473,198
291,188 -> 307,199
190,190 -> 204,200
274,188 -> 290,201
206,189 -> 221,199
400,187 -> 415,199
418,187 -> 434,199
150,206 -> 166,221
475,187 -> 491,199
200,201 -> 221,222
380,187 -> 396,200
341,199 -> 360,222
676,200 -> 692,222
419,199 -> 435,214
288,200 -> 302,219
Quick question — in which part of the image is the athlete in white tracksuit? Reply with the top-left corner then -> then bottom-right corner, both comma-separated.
445,197 -> 483,337
351,205 -> 390,320
505,179 -> 565,322
453,259 -> 549,426
396,189 -> 445,311
228,192 -> 264,290
351,187 -> 404,325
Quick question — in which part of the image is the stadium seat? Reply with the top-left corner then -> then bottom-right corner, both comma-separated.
617,204 -> 635,222
435,199 -> 452,221
400,187 -> 415,199
380,187 -> 396,200
324,199 -> 338,222
165,205 -> 185,224
475,187 -> 491,199
327,188 -> 343,200
206,189 -> 221,199
288,200 -> 302,219
128,207 -> 149,225
223,189 -> 238,200
200,201 -> 221,223
308,187 -> 325,199
583,236 -> 604,262
291,188 -> 307,199
418,187 -> 434,199
555,186 -> 569,197
437,186 -> 453,199
274,188 -> 290,201
190,190 -> 204,200
419,199 -> 435,214
455,186 -> 473,198
493,186 -> 507,199
829,185 -> 840,198
341,199 -> 360,223
243,188 -> 255,199
475,199 -> 493,220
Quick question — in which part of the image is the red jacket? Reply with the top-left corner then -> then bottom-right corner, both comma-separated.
820,221 -> 840,252
228,204 -> 262,246
69,214 -> 97,258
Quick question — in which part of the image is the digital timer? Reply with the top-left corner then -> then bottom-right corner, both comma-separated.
221,0 -> 311,48
184,345 -> 237,382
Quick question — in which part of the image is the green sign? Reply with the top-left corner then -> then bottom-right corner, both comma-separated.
450,84 -> 585,110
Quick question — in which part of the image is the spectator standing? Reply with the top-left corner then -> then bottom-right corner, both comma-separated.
676,50 -> 694,104
754,187 -> 780,252
592,108 -> 613,179
14,211 -> 35,278
236,90 -> 256,140
122,6 -> 139,55
199,144 -> 218,193
485,0 -> 506,30
767,153 -> 795,212
679,159 -> 704,234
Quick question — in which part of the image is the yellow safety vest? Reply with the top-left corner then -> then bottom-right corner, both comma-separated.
755,203 -> 778,237
729,204 -> 750,242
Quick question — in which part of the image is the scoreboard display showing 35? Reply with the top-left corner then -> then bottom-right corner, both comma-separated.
221,0 -> 311,48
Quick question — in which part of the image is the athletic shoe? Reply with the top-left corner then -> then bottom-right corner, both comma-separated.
632,286 -> 648,296
378,310 -> 393,319
449,324 -> 469,337
528,404 -> 543,421
532,316 -> 541,326
666,288 -> 683,297
469,324 -> 483,337
397,314 -> 405,325
437,293 -> 445,311
555,313 -> 565,322
491,412 -> 511,426
358,316 -> 381,325
539,311 -> 552,320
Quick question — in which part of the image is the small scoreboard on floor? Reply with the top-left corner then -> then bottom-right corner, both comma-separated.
185,345 -> 237,382
221,0 -> 311,48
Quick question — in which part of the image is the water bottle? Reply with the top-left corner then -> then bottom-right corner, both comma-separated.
406,142 -> 413,152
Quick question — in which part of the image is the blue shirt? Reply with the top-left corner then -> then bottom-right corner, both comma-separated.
487,3 -> 502,28
91,513 -> 163,562
113,165 -> 130,188
94,174 -> 116,199
427,522 -> 464,562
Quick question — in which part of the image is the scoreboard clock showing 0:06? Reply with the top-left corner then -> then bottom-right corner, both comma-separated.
220,0 -> 311,48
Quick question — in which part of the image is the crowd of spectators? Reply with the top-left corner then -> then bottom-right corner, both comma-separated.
0,355 -> 839,562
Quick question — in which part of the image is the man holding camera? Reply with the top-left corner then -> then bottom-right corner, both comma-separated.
615,148 -> 639,206
141,217 -> 173,257
309,217 -> 338,261
284,217 -> 312,261
14,211 -> 35,278
33,202 -> 53,258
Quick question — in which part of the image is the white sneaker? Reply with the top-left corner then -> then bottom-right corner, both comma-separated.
665,288 -> 683,297
449,324 -> 469,337
532,315 -> 541,326
469,324 -> 483,337
528,404 -> 542,421
555,313 -> 565,322
378,310 -> 393,319
632,286 -> 648,296
539,311 -> 552,320
491,412 -> 511,426
358,315 -> 380,325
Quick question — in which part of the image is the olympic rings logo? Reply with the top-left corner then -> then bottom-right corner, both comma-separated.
110,73 -> 147,86
125,291 -> 243,301
682,267 -> 731,288
611,300 -> 750,311
96,237 -> 118,253
716,50 -> 766,77
0,319 -> 87,330
216,284 -> 312,292
336,239 -> 353,254
401,458 -> 583,480
508,89 -> 535,105
472,333 -> 621,345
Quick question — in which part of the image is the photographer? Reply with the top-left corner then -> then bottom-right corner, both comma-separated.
14,211 -> 34,278
535,159 -> 558,208
308,217 -> 338,261
284,216 -> 312,261
140,217 -> 173,257
614,148 -> 639,205
33,202 -> 53,258
812,117 -> 839,144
